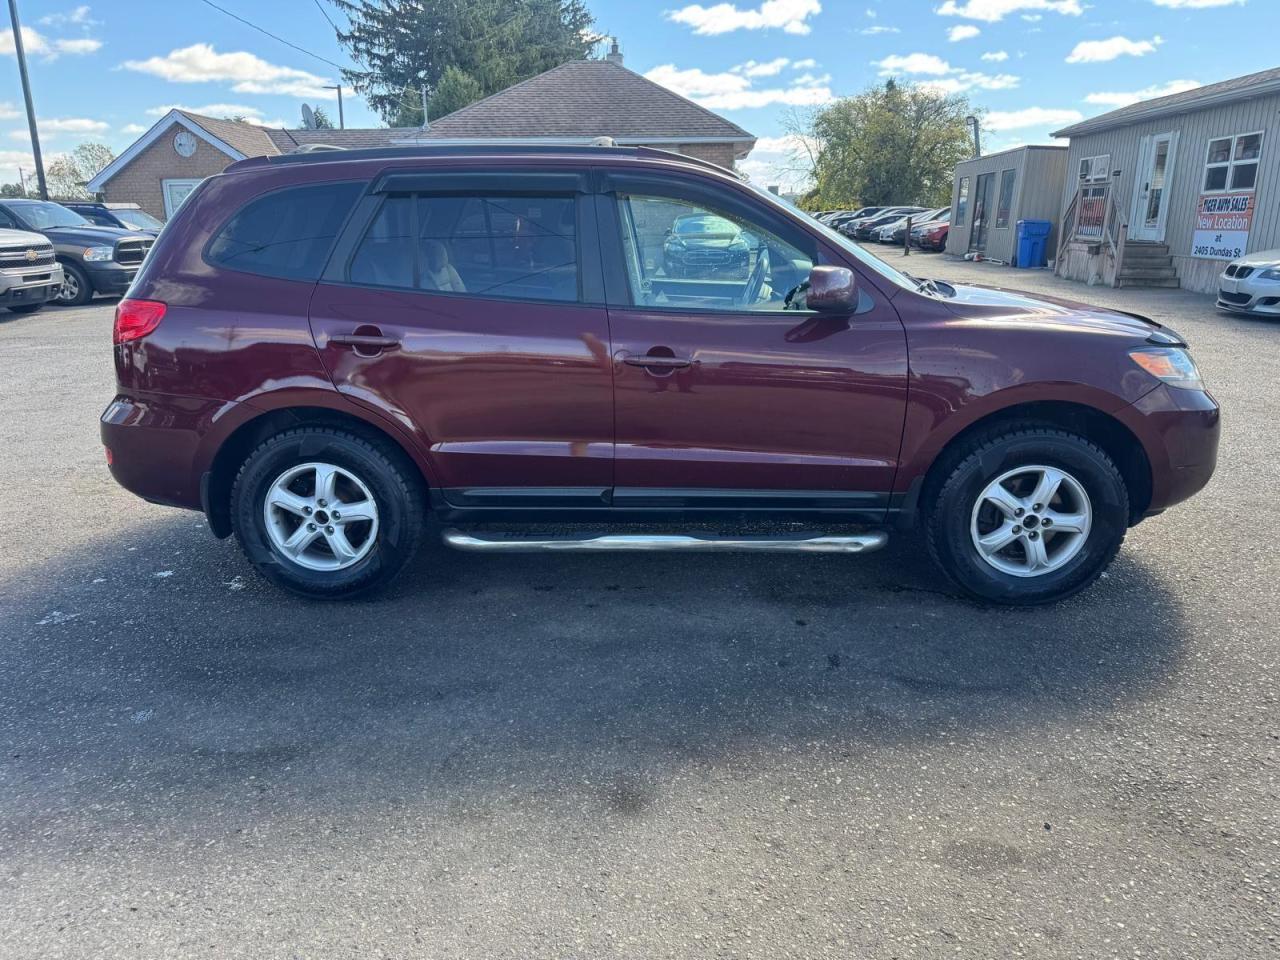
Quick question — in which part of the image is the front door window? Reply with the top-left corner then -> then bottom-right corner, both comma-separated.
1144,139 -> 1170,228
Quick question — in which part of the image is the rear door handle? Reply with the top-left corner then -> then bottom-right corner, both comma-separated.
622,354 -> 693,369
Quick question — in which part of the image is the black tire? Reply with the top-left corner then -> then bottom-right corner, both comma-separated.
229,427 -> 426,599
925,425 -> 1129,606
6,303 -> 44,314
54,261 -> 92,306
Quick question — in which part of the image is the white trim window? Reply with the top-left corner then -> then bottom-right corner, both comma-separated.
162,179 -> 203,218
1078,154 -> 1110,183
1203,131 -> 1263,192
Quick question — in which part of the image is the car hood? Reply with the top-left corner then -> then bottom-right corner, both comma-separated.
39,224 -> 149,245
0,227 -> 51,246
669,234 -> 742,248
1232,247 -> 1280,268
942,281 -> 1172,340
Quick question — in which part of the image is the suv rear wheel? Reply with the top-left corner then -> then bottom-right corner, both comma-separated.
926,426 -> 1128,605
229,427 -> 425,598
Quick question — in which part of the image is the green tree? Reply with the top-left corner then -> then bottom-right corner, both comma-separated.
45,143 -> 115,199
790,80 -> 976,209
0,182 -> 27,198
311,106 -> 335,129
332,0 -> 596,124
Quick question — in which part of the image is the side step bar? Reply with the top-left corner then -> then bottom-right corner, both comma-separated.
442,529 -> 888,554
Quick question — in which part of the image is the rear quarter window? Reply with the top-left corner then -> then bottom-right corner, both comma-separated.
206,181 -> 364,281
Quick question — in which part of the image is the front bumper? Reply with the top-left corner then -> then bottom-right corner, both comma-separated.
85,262 -> 139,296
0,263 -> 63,305
1122,384 -> 1221,515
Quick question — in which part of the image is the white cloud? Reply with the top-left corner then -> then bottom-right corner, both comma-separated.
738,133 -> 815,192
875,51 -> 1019,93
121,123 -> 147,135
0,27 -> 100,59
937,0 -> 1082,20
646,61 -> 833,110
860,25 -> 900,35
948,25 -> 981,41
9,117 -> 108,141
1151,0 -> 1243,7
1066,34 -> 1162,64
39,5 -> 98,27
1083,78 -> 1200,107
981,50 -> 1009,61
666,0 -> 822,36
146,102 -> 266,118
54,37 -> 101,54
0,27 -> 51,55
121,44 -> 335,99
984,106 -> 1083,130
734,57 -> 791,77
0,102 -> 19,120
792,58 -> 818,69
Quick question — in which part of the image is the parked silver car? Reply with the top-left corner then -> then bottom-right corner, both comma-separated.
0,227 -> 64,314
1217,249 -> 1280,316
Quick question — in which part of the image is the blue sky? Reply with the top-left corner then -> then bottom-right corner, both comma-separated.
1,0 -> 1275,189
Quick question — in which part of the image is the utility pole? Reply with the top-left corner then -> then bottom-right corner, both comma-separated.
323,84 -> 345,129
420,83 -> 430,129
7,0 -> 47,199
965,115 -> 982,158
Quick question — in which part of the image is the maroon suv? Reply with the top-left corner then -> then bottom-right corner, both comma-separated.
102,145 -> 1219,604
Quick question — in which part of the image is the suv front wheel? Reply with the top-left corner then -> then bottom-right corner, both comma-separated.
926,426 -> 1129,605
230,427 -> 425,598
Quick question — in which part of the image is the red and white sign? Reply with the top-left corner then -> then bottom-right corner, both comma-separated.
1191,192 -> 1254,261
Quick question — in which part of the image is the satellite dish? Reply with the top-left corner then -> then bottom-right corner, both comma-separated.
301,104 -> 316,129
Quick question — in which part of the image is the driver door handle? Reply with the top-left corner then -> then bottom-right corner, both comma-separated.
329,331 -> 401,354
622,354 -> 693,369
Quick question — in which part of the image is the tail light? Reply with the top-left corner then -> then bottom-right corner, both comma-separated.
113,298 -> 166,344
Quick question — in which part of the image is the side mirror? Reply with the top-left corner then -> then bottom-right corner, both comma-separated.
805,265 -> 859,313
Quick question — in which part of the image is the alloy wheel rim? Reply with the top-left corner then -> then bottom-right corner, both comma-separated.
57,272 -> 78,303
263,462 -> 380,572
969,464 -> 1092,578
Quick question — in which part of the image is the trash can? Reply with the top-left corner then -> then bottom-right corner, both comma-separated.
1015,219 -> 1052,269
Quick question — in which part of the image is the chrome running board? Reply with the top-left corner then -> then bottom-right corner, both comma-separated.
442,529 -> 888,554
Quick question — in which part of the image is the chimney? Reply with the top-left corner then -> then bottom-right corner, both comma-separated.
606,38 -> 623,66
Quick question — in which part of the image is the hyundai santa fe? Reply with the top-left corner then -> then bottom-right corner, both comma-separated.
101,145 -> 1220,604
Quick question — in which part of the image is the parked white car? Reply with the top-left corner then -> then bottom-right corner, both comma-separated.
0,227 -> 63,314
1217,249 -> 1280,316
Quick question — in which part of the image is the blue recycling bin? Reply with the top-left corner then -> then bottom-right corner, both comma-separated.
1015,219 -> 1052,268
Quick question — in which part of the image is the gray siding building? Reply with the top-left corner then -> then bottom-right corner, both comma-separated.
945,145 -> 1068,265
1052,67 -> 1280,293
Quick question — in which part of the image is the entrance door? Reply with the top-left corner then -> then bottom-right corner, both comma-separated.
599,176 -> 909,521
968,172 -> 996,252
1131,132 -> 1179,241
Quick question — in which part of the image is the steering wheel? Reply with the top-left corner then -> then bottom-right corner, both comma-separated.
740,246 -> 771,307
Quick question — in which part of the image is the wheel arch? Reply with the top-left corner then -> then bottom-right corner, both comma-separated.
202,405 -> 432,538
907,400 -> 1153,529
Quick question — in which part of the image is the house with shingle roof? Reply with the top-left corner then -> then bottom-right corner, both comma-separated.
1050,66 -> 1280,293
88,44 -> 755,222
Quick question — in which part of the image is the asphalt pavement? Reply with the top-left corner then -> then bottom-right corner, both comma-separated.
0,271 -> 1276,958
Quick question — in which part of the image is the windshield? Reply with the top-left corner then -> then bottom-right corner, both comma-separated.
744,182 -> 918,293
8,201 -> 91,229
113,208 -> 163,230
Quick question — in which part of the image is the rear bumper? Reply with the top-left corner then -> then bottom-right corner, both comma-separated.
1121,384 -> 1221,515
100,393 -> 244,511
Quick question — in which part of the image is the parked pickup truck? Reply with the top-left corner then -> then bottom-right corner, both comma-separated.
0,227 -> 63,314
0,199 -> 153,306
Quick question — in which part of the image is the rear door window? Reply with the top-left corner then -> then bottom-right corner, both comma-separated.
206,181 -> 364,281
346,193 -> 580,303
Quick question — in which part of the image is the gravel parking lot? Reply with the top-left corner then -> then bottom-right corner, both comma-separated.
1,271 -> 1276,958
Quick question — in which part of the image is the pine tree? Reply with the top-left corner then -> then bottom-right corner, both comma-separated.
331,0 -> 596,124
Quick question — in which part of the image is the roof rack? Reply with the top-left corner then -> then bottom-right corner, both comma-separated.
226,141 -> 741,177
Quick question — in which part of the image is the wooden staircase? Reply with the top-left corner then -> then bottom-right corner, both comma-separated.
1116,241 -> 1180,288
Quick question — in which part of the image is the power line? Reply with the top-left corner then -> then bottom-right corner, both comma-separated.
195,0 -> 346,71
311,0 -> 340,35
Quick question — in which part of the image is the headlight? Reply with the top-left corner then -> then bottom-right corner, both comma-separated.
1129,347 -> 1204,390
83,245 -> 114,262
1258,268 -> 1280,281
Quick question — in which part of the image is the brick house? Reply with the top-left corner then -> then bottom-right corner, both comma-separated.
87,47 -> 755,221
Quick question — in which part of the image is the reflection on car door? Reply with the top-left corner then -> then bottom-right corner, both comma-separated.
598,175 -> 909,522
309,174 -> 615,507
